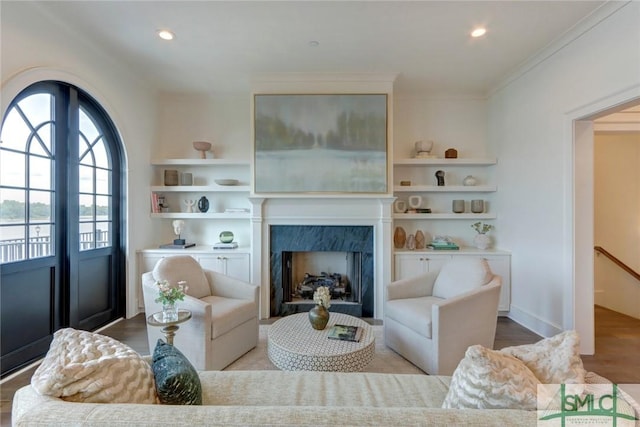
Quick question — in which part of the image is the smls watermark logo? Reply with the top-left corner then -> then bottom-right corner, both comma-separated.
538,383 -> 640,426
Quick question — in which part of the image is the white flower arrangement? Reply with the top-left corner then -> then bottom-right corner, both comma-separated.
313,286 -> 331,309
154,280 -> 187,305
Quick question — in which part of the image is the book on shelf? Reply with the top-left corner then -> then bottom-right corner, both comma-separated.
327,324 -> 363,342
151,192 -> 160,213
213,242 -> 238,249
159,243 -> 196,249
427,243 -> 460,250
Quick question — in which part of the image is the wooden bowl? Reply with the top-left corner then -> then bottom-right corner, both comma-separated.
193,141 -> 212,158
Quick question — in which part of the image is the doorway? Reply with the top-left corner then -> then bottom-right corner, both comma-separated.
0,81 -> 126,377
572,95 -> 640,355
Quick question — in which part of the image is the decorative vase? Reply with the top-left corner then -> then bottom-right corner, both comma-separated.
219,231 -> 234,243
308,305 -> 330,330
162,302 -> 178,323
198,196 -> 209,213
463,175 -> 478,186
474,233 -> 491,250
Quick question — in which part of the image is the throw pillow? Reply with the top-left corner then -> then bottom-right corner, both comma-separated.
442,344 -> 540,410
153,255 -> 210,299
152,339 -> 202,405
500,330 -> 586,385
30,328 -> 158,404
432,257 -> 493,299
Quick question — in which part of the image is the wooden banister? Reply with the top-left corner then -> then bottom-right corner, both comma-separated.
594,246 -> 640,282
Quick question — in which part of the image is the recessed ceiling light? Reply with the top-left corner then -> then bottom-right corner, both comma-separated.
308,40 -> 320,47
157,30 -> 175,41
471,28 -> 487,38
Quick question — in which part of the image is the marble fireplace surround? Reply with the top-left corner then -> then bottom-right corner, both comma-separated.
252,197 -> 395,320
270,225 -> 374,317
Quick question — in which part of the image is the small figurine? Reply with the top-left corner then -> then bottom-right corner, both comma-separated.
183,199 -> 196,213
435,170 -> 445,186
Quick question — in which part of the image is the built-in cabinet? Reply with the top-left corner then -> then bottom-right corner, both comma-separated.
394,249 -> 511,312
137,246 -> 251,310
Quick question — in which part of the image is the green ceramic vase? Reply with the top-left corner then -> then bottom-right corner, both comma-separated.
308,304 -> 330,330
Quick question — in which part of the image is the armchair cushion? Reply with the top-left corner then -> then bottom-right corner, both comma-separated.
500,330 -> 586,385
385,296 -> 442,339
201,295 -> 258,338
153,256 -> 210,299
442,344 -> 540,410
432,258 -> 493,299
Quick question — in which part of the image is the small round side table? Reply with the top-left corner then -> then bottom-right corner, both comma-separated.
146,309 -> 192,345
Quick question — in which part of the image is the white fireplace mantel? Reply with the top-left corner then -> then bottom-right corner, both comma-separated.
250,196 -> 395,319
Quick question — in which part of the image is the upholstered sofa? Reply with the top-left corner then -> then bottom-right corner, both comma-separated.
12,370 -> 537,426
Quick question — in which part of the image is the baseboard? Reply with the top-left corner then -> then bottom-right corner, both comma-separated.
507,304 -> 563,338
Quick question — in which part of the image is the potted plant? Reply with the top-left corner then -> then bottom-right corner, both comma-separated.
471,221 -> 494,250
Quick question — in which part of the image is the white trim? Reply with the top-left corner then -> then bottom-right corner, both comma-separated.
563,84 -> 640,355
507,304 -> 563,339
490,1 -> 632,96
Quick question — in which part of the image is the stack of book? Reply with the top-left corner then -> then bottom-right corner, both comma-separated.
213,242 -> 238,249
427,239 -> 459,250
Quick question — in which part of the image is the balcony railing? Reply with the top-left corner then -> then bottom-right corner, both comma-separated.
0,231 -> 109,263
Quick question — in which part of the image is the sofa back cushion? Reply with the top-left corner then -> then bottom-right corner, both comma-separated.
153,255 -> 210,299
432,257 -> 493,299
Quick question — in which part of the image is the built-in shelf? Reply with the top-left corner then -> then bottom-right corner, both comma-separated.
393,213 -> 497,220
393,185 -> 496,192
150,212 -> 250,219
393,158 -> 497,166
151,185 -> 250,192
151,159 -> 250,166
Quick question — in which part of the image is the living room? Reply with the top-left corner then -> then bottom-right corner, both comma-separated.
1,0 -> 639,416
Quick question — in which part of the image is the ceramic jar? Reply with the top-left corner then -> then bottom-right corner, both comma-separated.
463,175 -> 478,186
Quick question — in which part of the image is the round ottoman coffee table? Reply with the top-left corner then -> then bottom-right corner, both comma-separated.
267,312 -> 375,372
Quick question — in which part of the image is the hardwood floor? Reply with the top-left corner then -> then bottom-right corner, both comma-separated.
1,307 -> 637,427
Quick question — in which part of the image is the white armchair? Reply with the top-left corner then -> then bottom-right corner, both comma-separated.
384,257 -> 501,375
142,255 -> 259,371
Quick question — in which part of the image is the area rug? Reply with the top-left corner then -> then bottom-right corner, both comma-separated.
224,324 -> 425,374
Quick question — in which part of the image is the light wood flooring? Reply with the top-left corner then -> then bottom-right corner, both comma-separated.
2,306 -> 637,427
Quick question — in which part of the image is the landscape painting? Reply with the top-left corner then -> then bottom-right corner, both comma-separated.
254,94 -> 388,193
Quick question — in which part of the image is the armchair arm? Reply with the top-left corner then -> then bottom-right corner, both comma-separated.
204,269 -> 259,304
431,275 -> 502,375
386,270 -> 439,301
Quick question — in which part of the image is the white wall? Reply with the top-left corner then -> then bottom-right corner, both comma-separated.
487,2 -> 640,350
594,132 -> 640,318
1,2 -> 158,317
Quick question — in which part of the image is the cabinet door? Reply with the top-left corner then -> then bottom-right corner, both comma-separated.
197,253 -> 250,282
394,253 -> 428,281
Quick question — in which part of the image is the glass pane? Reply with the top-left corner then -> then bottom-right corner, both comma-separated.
17,94 -> 53,134
29,155 -> 52,190
0,108 -> 31,152
0,225 -> 26,263
96,195 -> 110,220
29,191 -> 52,223
0,189 -> 26,224
79,194 -> 94,221
95,168 -> 110,195
0,150 -> 26,187
95,222 -> 111,248
29,223 -> 52,258
33,122 -> 53,157
79,221 -> 94,251
93,138 -> 109,169
79,165 -> 94,193
79,108 -> 100,145
79,134 -> 94,166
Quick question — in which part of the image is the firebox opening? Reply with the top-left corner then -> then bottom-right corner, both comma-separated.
283,251 -> 362,306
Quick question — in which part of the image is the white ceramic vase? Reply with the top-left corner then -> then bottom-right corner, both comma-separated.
474,233 -> 491,250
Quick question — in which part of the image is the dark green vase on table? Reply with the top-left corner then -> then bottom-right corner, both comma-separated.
309,305 -> 330,330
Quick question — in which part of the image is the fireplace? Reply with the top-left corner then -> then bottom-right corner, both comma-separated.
270,225 -> 374,317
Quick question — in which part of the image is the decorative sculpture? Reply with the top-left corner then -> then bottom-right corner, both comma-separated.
183,199 -> 196,213
172,220 -> 186,245
435,170 -> 445,186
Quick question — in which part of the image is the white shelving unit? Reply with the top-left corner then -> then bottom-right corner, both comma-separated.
150,158 -> 251,219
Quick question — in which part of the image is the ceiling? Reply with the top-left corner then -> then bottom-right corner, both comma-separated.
29,1 -> 607,96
